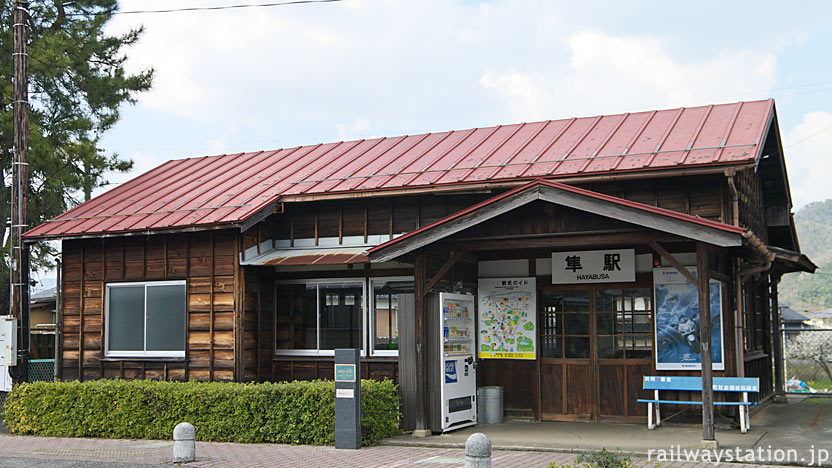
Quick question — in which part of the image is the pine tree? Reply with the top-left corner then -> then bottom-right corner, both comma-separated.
0,0 -> 152,311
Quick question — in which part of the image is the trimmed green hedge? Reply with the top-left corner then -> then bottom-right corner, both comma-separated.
2,379 -> 400,445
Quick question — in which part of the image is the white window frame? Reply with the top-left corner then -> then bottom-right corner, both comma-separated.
275,278 -> 367,357
104,280 -> 187,358
369,276 -> 413,357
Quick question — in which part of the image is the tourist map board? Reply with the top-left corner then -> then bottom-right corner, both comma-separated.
477,278 -> 536,360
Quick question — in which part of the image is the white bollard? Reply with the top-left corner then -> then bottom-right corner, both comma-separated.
465,433 -> 492,468
173,422 -> 196,463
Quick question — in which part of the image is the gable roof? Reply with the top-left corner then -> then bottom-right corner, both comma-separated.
24,99 -> 775,240
779,305 -> 810,323
368,179 -> 746,262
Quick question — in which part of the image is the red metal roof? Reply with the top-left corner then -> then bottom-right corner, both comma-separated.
24,99 -> 775,239
368,178 -> 747,259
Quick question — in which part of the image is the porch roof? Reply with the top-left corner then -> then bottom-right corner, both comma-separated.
241,246 -> 368,266
368,179 -> 747,262
769,245 -> 817,274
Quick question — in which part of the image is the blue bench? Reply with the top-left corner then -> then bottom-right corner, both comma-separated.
638,376 -> 759,433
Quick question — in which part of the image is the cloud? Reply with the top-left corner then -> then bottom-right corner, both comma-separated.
480,30 -> 778,121
336,118 -> 373,141
784,111 -> 832,209
96,0 -> 829,209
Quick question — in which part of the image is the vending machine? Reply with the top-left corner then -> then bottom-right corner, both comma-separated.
426,292 -> 477,432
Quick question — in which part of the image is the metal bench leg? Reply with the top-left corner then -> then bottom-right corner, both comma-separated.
648,402 -> 654,430
654,390 -> 661,428
743,393 -> 750,432
739,402 -> 746,433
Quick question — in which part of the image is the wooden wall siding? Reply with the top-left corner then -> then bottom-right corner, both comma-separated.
584,175 -> 725,223
735,169 -> 767,241
242,266 -> 276,382
477,360 -> 536,417
243,175 -> 727,256
60,230 -> 239,382
273,359 -> 398,383
250,194 -> 492,250
460,202 -> 637,240
745,354 -> 774,404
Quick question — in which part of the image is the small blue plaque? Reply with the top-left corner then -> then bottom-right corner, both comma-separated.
335,363 -> 356,382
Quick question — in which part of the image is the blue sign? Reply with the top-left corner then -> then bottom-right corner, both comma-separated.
335,364 -> 356,382
643,376 -> 759,392
445,360 -> 458,384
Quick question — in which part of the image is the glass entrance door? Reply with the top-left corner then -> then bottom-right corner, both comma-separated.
539,284 -> 653,421
539,289 -> 593,420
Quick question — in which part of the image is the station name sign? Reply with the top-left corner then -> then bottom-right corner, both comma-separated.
551,249 -> 635,284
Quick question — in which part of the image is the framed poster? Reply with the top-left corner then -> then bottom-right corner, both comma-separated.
477,277 -> 536,359
653,267 -> 724,371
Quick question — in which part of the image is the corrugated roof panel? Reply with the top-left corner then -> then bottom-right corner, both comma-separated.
692,104 -> 740,150
627,108 -> 680,155
464,122 -> 546,181
349,134 -> 434,190
615,153 -> 653,171
402,130 -> 478,186
725,100 -> 773,152
535,117 -> 598,163
166,150 -> 280,213
493,119 -> 574,179
24,99 -> 777,239
109,155 -> 237,217
377,132 -> 462,189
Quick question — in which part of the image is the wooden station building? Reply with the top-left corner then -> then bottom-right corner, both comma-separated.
24,99 -> 814,430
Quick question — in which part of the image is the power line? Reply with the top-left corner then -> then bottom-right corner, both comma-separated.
785,125 -> 832,149
64,0 -> 344,16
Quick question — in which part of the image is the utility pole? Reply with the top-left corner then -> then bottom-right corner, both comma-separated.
11,0 -> 30,383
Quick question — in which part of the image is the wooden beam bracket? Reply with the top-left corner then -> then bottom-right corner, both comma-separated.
648,241 -> 698,289
422,250 -> 465,297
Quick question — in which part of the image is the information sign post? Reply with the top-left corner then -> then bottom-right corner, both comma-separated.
335,348 -> 361,449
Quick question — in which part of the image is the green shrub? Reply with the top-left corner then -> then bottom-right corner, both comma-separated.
2,379 -> 400,446
547,449 -> 638,468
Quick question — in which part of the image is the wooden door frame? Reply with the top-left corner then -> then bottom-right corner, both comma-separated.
537,275 -> 654,421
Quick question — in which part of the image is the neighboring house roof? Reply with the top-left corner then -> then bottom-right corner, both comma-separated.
24,99 -> 775,240
779,305 -> 810,323
368,179 -> 746,262
30,287 -> 57,305
810,308 -> 832,320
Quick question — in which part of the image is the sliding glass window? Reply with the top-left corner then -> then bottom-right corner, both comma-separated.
105,281 -> 186,358
276,280 -> 364,355
370,278 -> 414,356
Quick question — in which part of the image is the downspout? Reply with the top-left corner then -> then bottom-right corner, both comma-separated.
726,170 -> 740,228
741,231 -> 775,280
734,257 -> 745,377
737,230 -> 776,379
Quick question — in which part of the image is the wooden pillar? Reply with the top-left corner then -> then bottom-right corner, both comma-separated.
697,242 -> 715,443
412,253 -> 429,436
771,273 -> 785,398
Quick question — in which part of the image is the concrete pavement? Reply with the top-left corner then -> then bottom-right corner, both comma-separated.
0,396 -> 826,467
0,433 -> 810,468
383,396 -> 831,466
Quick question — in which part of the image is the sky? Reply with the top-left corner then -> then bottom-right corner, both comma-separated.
29,0 -> 832,289
92,0 -> 832,209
